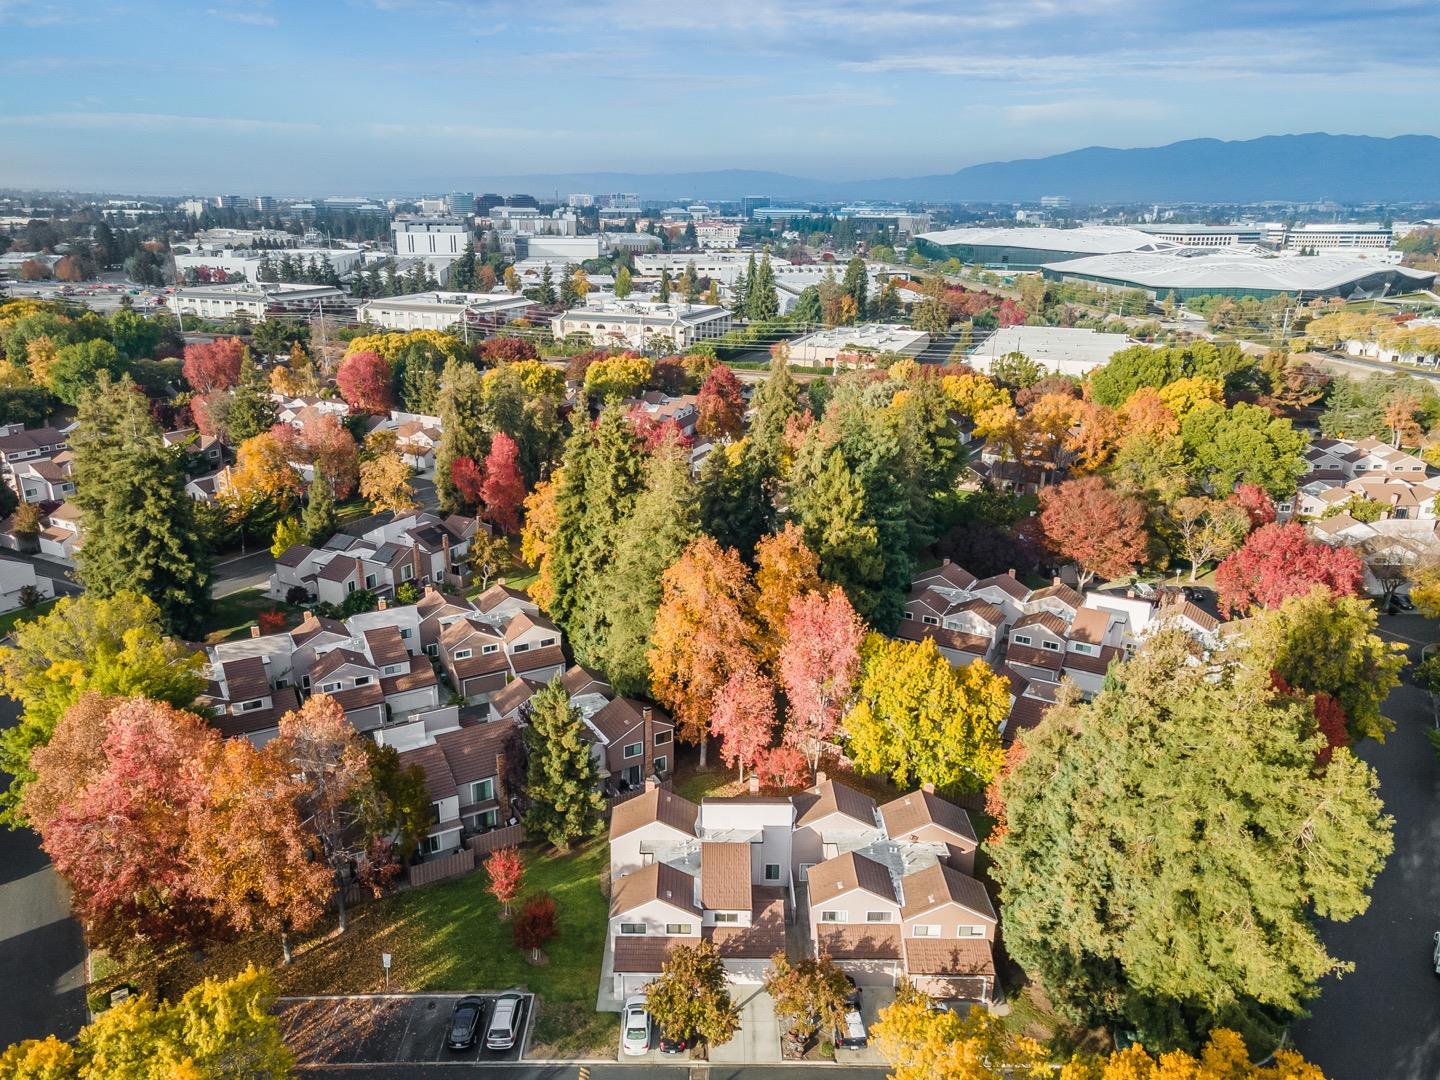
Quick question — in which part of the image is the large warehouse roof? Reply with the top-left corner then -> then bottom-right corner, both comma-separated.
916,225 -> 1180,257
1041,251 -> 1436,299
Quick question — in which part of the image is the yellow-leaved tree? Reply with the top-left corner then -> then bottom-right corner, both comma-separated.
871,985 -> 1050,1080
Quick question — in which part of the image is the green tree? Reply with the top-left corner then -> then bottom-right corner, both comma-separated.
990,630 -> 1393,1050
48,339 -> 128,406
747,254 -> 779,321
536,263 -> 556,306
0,591 -> 206,825
301,476 -> 336,546
69,375 -> 211,638
765,952 -> 852,1049
224,350 -> 279,442
522,680 -> 606,850
840,256 -> 868,319
434,360 -> 488,514
658,267 -> 672,303
271,516 -> 305,558
1089,341 -> 1260,408
788,448 -> 885,620
450,239 -> 478,292
1179,400 -> 1306,497
845,634 -> 1008,792
614,265 -> 633,299
644,940 -> 740,1049
592,440 -> 699,694
1238,587 -> 1406,743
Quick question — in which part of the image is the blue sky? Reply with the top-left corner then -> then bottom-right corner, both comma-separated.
1,0 -> 1435,194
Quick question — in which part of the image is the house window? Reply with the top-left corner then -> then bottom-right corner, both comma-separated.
654,730 -> 671,745
653,755 -> 667,774
239,699 -> 265,712
420,834 -> 443,855
957,925 -> 985,938
764,864 -> 781,882
354,675 -> 373,686
922,615 -> 939,626
640,848 -> 655,866
823,842 -> 838,859
512,642 -> 529,653
426,643 -> 438,657
540,637 -> 556,647
866,911 -> 892,923
428,802 -> 442,825
383,664 -> 404,676
620,923 -> 647,935
1071,643 -> 1094,655
400,564 -> 414,581
820,910 -> 848,923
1041,639 -> 1061,652
1013,635 -> 1032,646
712,912 -> 740,924
911,924 -> 939,938
623,742 -> 643,759
483,644 -> 499,654
302,675 -> 312,690
365,574 -> 378,589
400,628 -> 412,640
347,581 -> 357,594
902,611 -> 914,620
664,923 -> 692,935
454,649 -> 472,661
321,681 -> 341,693
469,808 -> 498,831
470,778 -> 494,804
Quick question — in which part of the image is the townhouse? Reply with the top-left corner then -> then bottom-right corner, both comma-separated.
606,774 -> 996,1002
0,423 -> 73,505
1293,436 -> 1438,522
269,510 -> 480,603
624,391 -> 700,439
400,716 -> 523,855
36,501 -> 82,561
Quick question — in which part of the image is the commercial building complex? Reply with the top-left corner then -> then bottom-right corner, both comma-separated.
357,292 -> 537,332
914,226 -> 1183,269
550,300 -> 733,351
970,326 -> 1134,377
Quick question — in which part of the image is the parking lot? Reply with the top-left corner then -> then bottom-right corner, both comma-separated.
277,993 -> 532,1067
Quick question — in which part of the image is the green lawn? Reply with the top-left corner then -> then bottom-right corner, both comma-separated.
202,587 -> 298,645
106,839 -> 615,1058
0,596 -> 59,637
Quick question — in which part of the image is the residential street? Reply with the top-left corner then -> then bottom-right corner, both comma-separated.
0,697 -> 88,1049
296,1066 -> 890,1078
1292,615 -> 1440,1079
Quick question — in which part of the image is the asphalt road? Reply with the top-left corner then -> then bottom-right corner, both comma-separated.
0,697 -> 89,1049
1292,614 -> 1440,1079
296,1067 -> 890,1078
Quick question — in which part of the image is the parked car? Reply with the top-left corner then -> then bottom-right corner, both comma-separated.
445,996 -> 486,1051
1392,594 -> 1416,613
485,992 -> 525,1051
837,1005 -> 868,1049
658,1030 -> 693,1055
621,995 -> 652,1056
842,974 -> 862,1008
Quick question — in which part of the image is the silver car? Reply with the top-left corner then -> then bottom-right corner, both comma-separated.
485,992 -> 525,1051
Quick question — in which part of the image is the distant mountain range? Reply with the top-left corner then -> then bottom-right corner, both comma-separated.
411,134 -> 1440,205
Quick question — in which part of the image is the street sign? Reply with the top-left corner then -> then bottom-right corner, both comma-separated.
382,952 -> 392,990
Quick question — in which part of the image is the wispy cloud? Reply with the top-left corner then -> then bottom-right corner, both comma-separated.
206,6 -> 279,27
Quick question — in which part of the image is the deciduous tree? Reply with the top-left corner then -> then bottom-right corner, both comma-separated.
513,892 -> 558,962
753,523 -> 822,659
1215,522 -> 1363,614
844,635 -> 1008,793
182,337 -> 245,394
1038,476 -> 1149,588
337,350 -> 393,413
872,983 -> 1050,1080
1166,496 -> 1248,581
480,432 -> 526,534
765,953 -> 852,1051
359,453 -> 416,516
696,365 -> 746,440
778,589 -> 864,772
646,940 -> 740,1048
485,846 -> 524,917
709,660 -> 777,780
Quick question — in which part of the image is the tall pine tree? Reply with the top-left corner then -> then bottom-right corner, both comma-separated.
450,239 -> 478,292
747,255 -> 779,321
224,350 -> 278,442
523,680 -> 606,850
70,375 -> 212,637
302,476 -> 337,546
434,360 -> 489,515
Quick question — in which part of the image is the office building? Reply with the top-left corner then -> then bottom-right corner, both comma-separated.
551,300 -> 732,351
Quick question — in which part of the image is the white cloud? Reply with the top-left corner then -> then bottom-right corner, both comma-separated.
1003,98 -> 1166,125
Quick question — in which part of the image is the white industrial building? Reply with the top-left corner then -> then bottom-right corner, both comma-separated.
522,235 -> 602,260
357,292 -> 537,332
393,218 -> 469,261
1283,223 -> 1393,251
970,326 -> 1134,377
695,221 -> 741,249
788,324 -> 930,367
173,246 -> 363,283
167,282 -> 345,321
551,300 -> 732,351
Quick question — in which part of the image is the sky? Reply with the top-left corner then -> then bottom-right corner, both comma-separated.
1,0 -> 1436,194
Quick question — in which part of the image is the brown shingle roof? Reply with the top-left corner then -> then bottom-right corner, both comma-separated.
1067,607 -> 1110,645
433,719 -> 517,789
559,664 -> 611,696
809,852 -> 896,904
613,936 -> 687,974
700,843 -> 753,911
879,789 -> 977,845
474,582 -> 532,614
1005,644 -> 1063,672
220,656 -> 270,701
591,697 -> 670,746
1012,610 -> 1069,635
1027,582 -> 1084,610
816,924 -> 901,960
363,625 -> 410,668
903,938 -> 994,977
899,861 -> 995,921
276,543 -> 314,568
894,620 -> 991,658
610,861 -> 699,917
510,644 -> 567,676
609,786 -> 698,841
705,892 -> 786,958
330,682 -> 385,712
290,612 -> 347,646
401,742 -> 457,802
310,647 -> 372,681
1062,644 -> 1122,676
488,677 -> 541,717
211,686 -> 300,739
380,656 -> 439,696
794,779 -> 877,829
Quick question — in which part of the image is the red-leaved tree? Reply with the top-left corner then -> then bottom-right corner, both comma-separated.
450,454 -> 485,509
182,337 -> 245,394
485,846 -> 525,917
1230,483 -> 1278,532
337,350 -> 393,414
480,432 -> 526,535
1037,476 -> 1149,588
778,588 -> 864,772
513,891 -> 558,962
753,745 -> 809,792
696,366 -> 746,441
709,660 -> 777,780
1214,522 -> 1364,614
479,336 -> 538,362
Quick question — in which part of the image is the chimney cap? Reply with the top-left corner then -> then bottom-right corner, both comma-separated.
250,625 -> 261,638
748,775 -> 760,793
921,781 -> 935,794
815,769 -> 827,786
1007,568 -> 1016,578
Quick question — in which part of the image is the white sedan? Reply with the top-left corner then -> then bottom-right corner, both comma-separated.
621,994 -> 652,1056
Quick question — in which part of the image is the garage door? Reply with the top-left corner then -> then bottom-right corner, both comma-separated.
837,960 -> 899,987
722,959 -> 769,985
618,974 -> 653,999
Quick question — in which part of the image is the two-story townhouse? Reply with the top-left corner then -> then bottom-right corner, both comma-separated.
791,779 -> 885,879
398,717 -> 520,855
360,623 -> 441,720
501,612 -> 567,682
1059,607 -> 1124,696
610,861 -> 704,995
201,654 -> 302,744
968,571 -> 1030,628
897,861 -> 998,1001
11,455 -> 75,504
438,618 -> 511,704
609,785 -> 699,879
877,787 -> 979,875
897,589 -> 1001,665
416,585 -> 478,656
0,424 -> 71,503
268,513 -> 481,602
307,648 -> 387,732
392,418 -> 442,473
626,391 -> 700,438
809,851 -> 904,981
1005,611 -> 1068,687
36,501 -> 82,561
162,427 -> 226,470
588,697 -> 673,790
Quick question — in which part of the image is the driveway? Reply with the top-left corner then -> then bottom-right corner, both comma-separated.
1291,614 -> 1440,1079
708,984 -> 781,1064
836,985 -> 893,1066
277,993 -> 532,1067
0,697 -> 88,1047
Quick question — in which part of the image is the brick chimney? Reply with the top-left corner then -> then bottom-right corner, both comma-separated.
815,769 -> 827,787
942,557 -> 951,566
921,781 -> 935,794
378,597 -> 388,610
642,706 -> 654,776
442,534 -> 453,581
749,774 -> 761,794
494,752 -> 511,822
411,546 -> 424,585
250,625 -> 261,638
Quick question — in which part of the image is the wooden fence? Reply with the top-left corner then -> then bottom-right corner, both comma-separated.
330,822 -> 528,909
406,847 -> 476,888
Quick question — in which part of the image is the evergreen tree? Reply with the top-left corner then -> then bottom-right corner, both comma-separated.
450,240 -> 478,292
523,680 -> 606,850
537,263 -> 557,306
302,476 -> 337,545
730,264 -> 749,314
70,375 -> 212,637
698,446 -> 769,561
434,360 -> 489,515
787,447 -> 887,625
224,351 -> 278,442
747,255 -> 779,321
680,260 -> 699,303
256,253 -> 277,283
658,268 -> 672,303
790,285 -> 823,325
547,406 -> 647,663
559,262 -> 580,307
841,256 -> 869,319
614,265 -> 633,299
382,263 -> 399,296
593,440 -> 699,694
